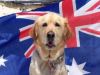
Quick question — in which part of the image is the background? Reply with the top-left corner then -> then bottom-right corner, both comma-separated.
0,0 -> 100,75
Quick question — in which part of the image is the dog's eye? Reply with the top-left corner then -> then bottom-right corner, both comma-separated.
55,22 -> 60,27
42,23 -> 47,27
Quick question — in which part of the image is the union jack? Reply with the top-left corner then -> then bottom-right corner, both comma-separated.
17,0 -> 100,58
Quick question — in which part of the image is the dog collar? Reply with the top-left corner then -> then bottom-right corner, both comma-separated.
48,53 -> 64,70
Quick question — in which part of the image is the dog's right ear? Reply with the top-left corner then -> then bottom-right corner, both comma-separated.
29,23 -> 38,40
64,18 -> 72,40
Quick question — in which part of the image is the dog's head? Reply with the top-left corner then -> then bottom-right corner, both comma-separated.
30,12 -> 72,61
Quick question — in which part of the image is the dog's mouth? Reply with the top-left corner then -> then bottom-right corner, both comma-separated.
46,41 -> 55,48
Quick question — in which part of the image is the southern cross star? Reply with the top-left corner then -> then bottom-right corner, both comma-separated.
0,55 -> 7,67
66,58 -> 90,75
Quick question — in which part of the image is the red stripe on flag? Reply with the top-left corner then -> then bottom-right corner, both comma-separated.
87,1 -> 100,11
17,12 -> 47,16
25,44 -> 36,58
70,12 -> 100,26
19,28 -> 31,40
82,28 -> 100,35
62,0 -> 77,48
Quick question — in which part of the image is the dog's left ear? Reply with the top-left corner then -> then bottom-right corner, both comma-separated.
29,22 -> 38,41
64,18 -> 72,41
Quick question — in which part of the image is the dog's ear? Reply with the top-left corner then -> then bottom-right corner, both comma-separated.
29,22 -> 38,40
64,18 -> 72,41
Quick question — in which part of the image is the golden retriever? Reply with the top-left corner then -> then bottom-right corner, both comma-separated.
29,12 -> 72,75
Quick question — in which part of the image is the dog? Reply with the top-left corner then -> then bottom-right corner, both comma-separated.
29,12 -> 72,75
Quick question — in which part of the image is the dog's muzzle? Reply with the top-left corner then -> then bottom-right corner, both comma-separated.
47,31 -> 55,41
46,31 -> 55,48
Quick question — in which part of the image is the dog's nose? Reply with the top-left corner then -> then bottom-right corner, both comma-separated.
47,31 -> 55,41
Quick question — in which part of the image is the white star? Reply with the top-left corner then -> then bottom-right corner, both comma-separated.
66,58 -> 90,75
0,55 -> 7,67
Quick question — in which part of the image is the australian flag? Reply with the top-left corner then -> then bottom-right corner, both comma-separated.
0,0 -> 100,75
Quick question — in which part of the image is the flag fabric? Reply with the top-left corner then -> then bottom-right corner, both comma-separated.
0,0 -> 100,75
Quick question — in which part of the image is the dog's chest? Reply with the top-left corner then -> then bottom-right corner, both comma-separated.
39,55 -> 64,75
40,61 -> 64,75
30,51 -> 66,75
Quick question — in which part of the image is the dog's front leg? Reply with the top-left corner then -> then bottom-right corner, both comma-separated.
29,61 -> 41,75
55,64 -> 68,75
